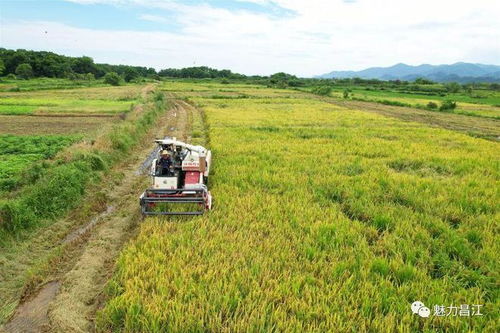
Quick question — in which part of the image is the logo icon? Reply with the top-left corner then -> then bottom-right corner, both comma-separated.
411,301 -> 430,318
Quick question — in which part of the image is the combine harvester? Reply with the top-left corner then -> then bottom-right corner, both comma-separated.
139,137 -> 212,215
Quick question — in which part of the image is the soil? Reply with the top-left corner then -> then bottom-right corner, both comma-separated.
0,115 -> 115,135
2,281 -> 60,333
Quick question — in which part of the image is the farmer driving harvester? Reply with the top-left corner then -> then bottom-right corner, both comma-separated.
140,137 -> 212,215
158,150 -> 173,176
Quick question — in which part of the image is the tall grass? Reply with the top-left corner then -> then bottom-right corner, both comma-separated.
97,83 -> 499,331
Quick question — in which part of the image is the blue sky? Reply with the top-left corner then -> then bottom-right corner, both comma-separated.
1,0 -> 499,76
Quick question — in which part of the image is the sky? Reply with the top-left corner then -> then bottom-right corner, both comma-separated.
0,0 -> 499,76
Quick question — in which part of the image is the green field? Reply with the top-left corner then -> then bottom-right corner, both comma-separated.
97,82 -> 499,332
0,77 -> 106,92
0,134 -> 81,192
0,85 -> 140,115
325,86 -> 500,119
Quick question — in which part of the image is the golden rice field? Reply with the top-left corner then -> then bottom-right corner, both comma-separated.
98,82 -> 498,331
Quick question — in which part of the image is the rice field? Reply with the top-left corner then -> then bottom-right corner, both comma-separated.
0,83 -> 147,203
328,88 -> 500,119
0,85 -> 141,116
97,82 -> 499,332
0,135 -> 81,193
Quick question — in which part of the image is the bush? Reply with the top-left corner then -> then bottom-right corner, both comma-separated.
426,101 -> 438,109
343,89 -> 350,99
439,100 -> 457,112
15,63 -> 34,79
104,72 -> 121,86
311,86 -> 332,96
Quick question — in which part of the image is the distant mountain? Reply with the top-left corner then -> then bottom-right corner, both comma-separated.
316,62 -> 500,83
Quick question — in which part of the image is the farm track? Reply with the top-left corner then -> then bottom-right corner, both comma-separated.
1,96 -> 194,332
323,97 -> 500,141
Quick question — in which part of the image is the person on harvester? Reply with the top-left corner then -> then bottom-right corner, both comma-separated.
158,150 -> 173,176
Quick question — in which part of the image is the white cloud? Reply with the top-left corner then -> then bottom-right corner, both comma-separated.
138,14 -> 168,23
2,0 -> 500,76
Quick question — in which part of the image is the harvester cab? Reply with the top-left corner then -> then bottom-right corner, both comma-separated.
139,137 -> 212,215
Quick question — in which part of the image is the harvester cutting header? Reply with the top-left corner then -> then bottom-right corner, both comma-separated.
140,137 -> 212,215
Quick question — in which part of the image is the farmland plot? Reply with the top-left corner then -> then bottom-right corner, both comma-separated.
0,83 -> 171,326
98,83 -> 499,332
0,84 -> 146,198
327,87 -> 500,119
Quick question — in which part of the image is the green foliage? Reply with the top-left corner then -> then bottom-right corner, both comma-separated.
269,72 -> 298,88
426,101 -> 438,109
123,67 -> 139,82
0,135 -> 80,192
0,161 -> 93,232
15,63 -> 33,79
445,82 -> 461,93
311,85 -> 332,96
158,66 -> 244,79
414,77 -> 434,84
343,89 -> 350,99
0,59 -> 4,75
0,48 -> 157,79
104,72 -> 121,86
439,100 -> 457,111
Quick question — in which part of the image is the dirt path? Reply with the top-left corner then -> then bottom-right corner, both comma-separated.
1,97 -> 193,333
48,99 -> 192,332
321,97 -> 500,141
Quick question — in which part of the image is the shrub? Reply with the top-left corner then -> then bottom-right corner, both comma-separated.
426,101 -> 438,109
311,86 -> 332,96
439,100 -> 457,112
343,89 -> 350,99
104,72 -> 121,86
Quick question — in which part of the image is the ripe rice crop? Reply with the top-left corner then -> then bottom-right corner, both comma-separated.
98,83 -> 498,332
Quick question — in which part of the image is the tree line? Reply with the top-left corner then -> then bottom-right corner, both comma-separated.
1,48 -> 499,91
0,48 -> 249,82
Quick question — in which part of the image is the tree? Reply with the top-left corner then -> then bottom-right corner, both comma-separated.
15,63 -> 33,79
0,59 -> 4,75
415,77 -> 434,85
444,82 -> 461,93
123,67 -> 139,82
103,72 -> 121,86
72,56 -> 97,74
